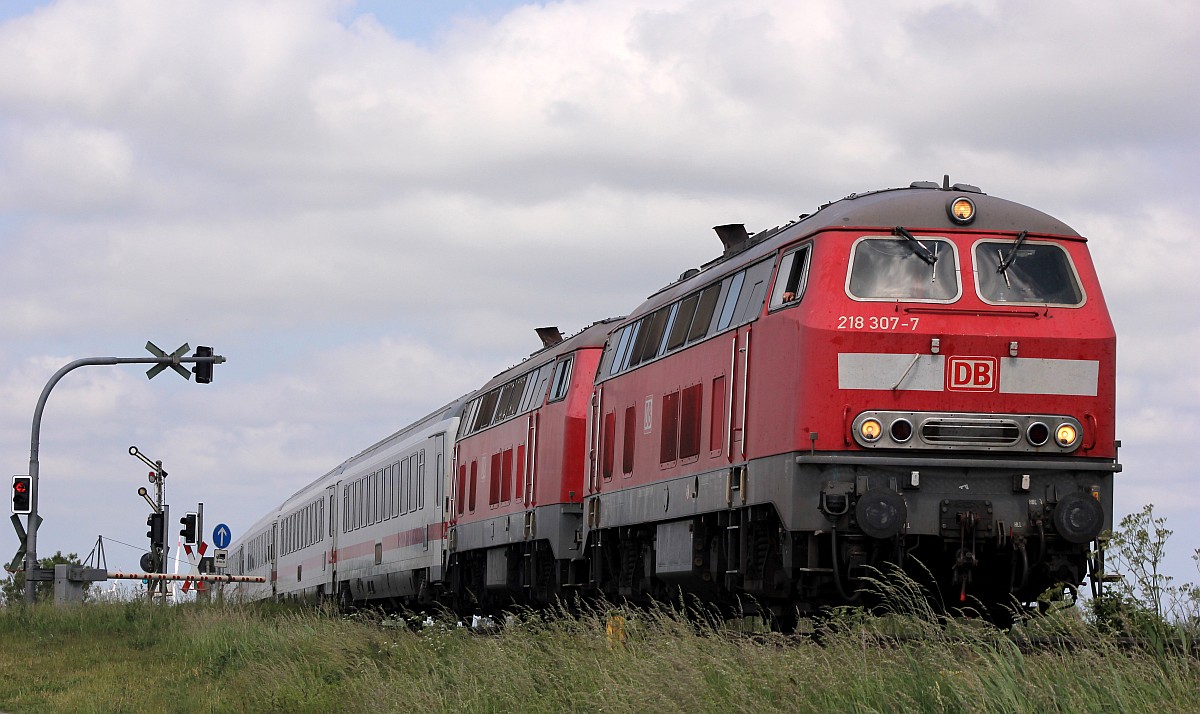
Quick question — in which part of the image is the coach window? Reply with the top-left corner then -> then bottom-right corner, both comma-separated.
417,450 -> 426,510
382,467 -> 391,521
409,453 -> 419,509
770,245 -> 812,309
973,240 -> 1084,306
847,236 -> 960,302
391,462 -> 401,518
548,357 -> 573,402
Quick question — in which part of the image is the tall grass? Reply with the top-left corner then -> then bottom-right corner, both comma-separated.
1,588 -> 1197,713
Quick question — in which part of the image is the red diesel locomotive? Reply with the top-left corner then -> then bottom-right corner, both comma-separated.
225,178 -> 1117,621
577,178 -> 1116,620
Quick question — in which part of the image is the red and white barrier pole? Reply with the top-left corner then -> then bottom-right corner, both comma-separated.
107,571 -> 265,583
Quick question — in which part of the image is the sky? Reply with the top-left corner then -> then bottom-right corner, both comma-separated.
1,0 -> 1198,594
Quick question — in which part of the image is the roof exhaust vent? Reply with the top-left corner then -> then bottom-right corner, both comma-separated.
713,223 -> 750,256
535,327 -> 564,349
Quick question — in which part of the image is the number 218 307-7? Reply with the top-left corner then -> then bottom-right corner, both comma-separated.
837,316 -> 920,331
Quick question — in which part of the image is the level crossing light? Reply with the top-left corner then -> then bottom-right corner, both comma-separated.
11,476 -> 32,515
180,512 -> 198,546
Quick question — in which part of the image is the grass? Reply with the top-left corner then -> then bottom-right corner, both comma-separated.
0,594 -> 1197,713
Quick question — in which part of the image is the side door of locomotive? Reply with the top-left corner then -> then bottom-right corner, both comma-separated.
722,258 -> 773,461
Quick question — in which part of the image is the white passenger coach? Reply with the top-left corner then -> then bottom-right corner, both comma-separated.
222,398 -> 466,606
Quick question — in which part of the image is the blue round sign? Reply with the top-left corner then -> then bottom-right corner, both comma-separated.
212,523 -> 232,549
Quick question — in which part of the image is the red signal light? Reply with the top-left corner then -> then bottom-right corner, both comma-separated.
11,475 -> 32,515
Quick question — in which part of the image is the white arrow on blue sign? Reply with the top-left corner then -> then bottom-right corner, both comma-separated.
212,523 -> 232,549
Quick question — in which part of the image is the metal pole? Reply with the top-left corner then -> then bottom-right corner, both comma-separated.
23,352 -> 224,604
27,358 -> 123,603
197,502 -> 209,602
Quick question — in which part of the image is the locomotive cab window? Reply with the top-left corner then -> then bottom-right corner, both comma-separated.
973,239 -> 1085,306
770,244 -> 812,309
548,356 -> 573,402
847,236 -> 960,302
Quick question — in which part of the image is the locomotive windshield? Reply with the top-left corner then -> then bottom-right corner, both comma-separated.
847,237 -> 959,301
974,240 -> 1084,306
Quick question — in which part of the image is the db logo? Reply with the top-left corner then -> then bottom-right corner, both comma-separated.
947,356 -> 998,391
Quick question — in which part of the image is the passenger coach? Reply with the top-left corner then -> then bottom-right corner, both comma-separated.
224,399 -> 464,606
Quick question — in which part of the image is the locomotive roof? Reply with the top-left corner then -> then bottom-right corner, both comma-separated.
633,179 -> 1081,317
471,318 -> 622,394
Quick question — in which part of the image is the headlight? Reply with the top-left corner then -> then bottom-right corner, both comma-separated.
889,418 -> 914,443
1055,423 -> 1079,448
947,196 -> 976,224
859,418 -> 882,442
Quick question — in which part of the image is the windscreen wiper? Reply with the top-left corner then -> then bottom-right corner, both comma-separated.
893,226 -> 937,265
996,230 -> 1028,277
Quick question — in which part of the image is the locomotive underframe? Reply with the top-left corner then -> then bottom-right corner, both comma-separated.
567,450 -> 1117,618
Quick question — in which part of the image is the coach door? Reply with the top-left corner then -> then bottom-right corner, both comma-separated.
431,434 -> 449,569
270,520 -> 279,598
327,482 -> 339,593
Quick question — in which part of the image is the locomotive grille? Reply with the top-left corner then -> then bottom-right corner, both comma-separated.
920,417 -> 1021,446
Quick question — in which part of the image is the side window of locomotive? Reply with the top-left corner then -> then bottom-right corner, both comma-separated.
666,293 -> 699,351
494,374 -> 527,422
715,270 -> 746,331
610,322 -> 641,375
458,398 -> 479,438
517,363 -> 551,412
973,240 -> 1085,306
770,245 -> 812,309
632,306 -> 672,366
471,389 -> 500,432
608,325 -> 635,376
847,237 -> 960,302
687,283 -> 722,342
548,357 -> 573,402
729,258 -> 774,325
